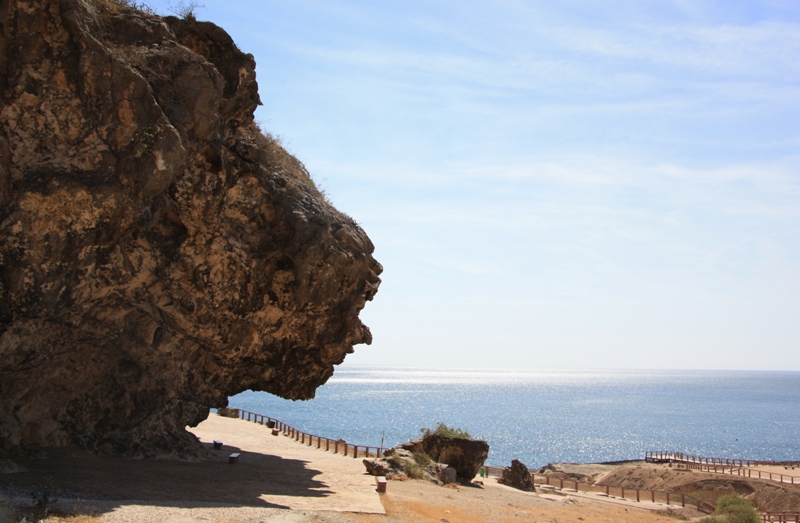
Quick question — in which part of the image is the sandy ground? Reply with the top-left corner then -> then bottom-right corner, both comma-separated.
4,414 -> 796,523
0,415 -> 384,522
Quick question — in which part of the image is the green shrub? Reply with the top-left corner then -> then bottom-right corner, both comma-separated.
421,422 -> 471,439
405,462 -> 425,479
699,494 -> 760,523
387,455 -> 405,469
413,451 -> 432,467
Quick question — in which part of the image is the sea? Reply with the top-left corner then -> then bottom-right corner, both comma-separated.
227,367 -> 800,468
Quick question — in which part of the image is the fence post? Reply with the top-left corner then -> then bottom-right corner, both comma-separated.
682,493 -> 685,507
560,478 -> 563,490
621,487 -> 625,499
652,490 -> 655,503
606,485 -> 609,496
667,492 -> 670,505
636,489 -> 640,502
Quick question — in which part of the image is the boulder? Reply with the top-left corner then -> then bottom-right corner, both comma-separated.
401,434 -> 489,483
362,458 -> 391,477
0,0 -> 380,457
363,448 -> 454,484
498,459 -> 535,491
216,408 -> 239,419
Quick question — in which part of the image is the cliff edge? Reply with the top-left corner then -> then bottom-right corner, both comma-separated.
0,0 -> 381,456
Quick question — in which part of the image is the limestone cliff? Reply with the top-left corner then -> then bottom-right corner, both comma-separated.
0,0 -> 381,456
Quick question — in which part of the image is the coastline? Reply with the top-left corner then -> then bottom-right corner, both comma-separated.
3,414 -> 800,523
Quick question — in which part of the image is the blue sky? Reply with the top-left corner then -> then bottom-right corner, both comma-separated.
146,1 -> 800,370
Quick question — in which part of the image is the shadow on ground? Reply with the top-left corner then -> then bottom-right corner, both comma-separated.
0,441 -> 333,511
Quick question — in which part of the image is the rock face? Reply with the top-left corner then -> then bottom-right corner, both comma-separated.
362,448 -> 458,485
401,435 -> 489,483
0,0 -> 381,456
498,459 -> 535,491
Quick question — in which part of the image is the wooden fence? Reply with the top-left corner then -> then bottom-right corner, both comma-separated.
762,513 -> 800,522
646,451 -> 799,468
481,465 -> 716,514
233,408 -> 387,459
647,451 -> 800,485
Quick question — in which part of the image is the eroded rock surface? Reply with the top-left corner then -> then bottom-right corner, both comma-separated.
498,459 -> 535,491
0,0 -> 381,456
363,448 -> 459,485
401,435 -> 489,483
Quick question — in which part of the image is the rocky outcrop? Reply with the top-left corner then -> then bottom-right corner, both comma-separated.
0,0 -> 381,456
498,459 -> 535,491
400,434 -> 489,483
363,448 -> 458,485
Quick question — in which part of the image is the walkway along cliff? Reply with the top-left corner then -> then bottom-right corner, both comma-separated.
0,0 -> 381,456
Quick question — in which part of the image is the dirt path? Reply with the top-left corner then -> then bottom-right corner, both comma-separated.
0,415 -> 384,522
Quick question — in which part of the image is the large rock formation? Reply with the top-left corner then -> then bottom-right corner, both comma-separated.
0,0 -> 381,456
401,434 -> 489,483
363,448 -> 458,485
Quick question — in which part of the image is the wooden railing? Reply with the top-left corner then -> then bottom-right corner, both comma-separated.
482,465 -> 715,513
646,451 -> 799,468
232,408 -> 387,459
763,512 -> 800,522
646,451 -> 800,485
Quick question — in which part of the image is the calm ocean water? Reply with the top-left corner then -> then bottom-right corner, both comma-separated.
228,367 -> 800,467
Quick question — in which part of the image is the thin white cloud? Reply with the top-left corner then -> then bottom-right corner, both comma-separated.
541,21 -> 800,78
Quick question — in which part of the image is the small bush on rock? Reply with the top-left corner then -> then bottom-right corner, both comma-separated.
93,0 -> 156,15
420,422 -> 471,439
405,462 -> 425,480
388,455 -> 406,469
413,451 -> 432,467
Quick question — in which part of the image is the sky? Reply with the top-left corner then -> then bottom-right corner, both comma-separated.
144,0 -> 800,370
